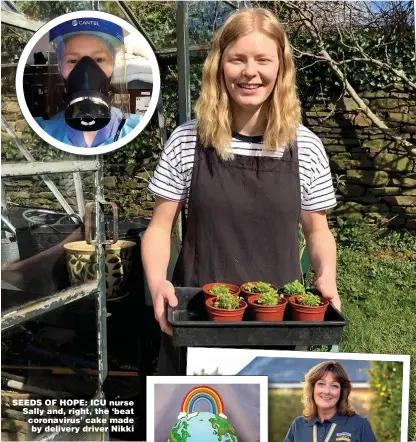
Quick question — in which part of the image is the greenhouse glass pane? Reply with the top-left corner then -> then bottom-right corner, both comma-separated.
98,1 -> 131,23
127,1 -> 177,50
1,173 -> 85,295
188,1 -> 237,47
1,23 -> 32,64
11,1 -> 93,22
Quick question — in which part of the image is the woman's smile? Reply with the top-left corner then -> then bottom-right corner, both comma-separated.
238,84 -> 261,89
237,83 -> 264,95
318,395 -> 334,402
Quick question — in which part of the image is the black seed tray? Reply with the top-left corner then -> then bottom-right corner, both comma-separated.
168,287 -> 348,347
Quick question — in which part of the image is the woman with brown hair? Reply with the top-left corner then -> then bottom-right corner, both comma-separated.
142,8 -> 340,374
285,361 -> 377,441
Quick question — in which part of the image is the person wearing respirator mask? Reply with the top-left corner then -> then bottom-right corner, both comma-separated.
35,18 -> 141,148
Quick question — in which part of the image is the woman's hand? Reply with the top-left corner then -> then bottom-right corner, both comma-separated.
151,280 -> 178,336
315,274 -> 341,311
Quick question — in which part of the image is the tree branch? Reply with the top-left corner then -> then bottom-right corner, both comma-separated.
285,1 -> 416,158
292,47 -> 327,60
297,59 -> 327,71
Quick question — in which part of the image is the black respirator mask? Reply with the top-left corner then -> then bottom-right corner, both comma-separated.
64,56 -> 112,132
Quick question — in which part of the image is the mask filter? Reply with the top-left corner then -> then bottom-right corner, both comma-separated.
64,56 -> 111,131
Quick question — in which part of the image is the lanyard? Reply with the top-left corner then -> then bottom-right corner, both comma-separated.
313,423 -> 337,442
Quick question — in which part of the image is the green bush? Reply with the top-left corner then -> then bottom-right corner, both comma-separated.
268,391 -> 303,441
369,362 -> 403,442
333,217 -> 378,253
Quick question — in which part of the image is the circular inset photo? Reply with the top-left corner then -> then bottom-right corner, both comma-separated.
16,11 -> 160,155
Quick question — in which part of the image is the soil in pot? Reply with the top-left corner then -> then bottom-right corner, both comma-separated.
288,295 -> 329,321
247,294 -> 288,322
202,282 -> 240,301
205,297 -> 247,322
240,281 -> 278,302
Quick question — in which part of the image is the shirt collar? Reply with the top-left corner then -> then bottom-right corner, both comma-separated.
65,122 -> 88,147
307,416 -> 320,427
307,412 -> 349,426
231,131 -> 263,144
65,112 -> 120,148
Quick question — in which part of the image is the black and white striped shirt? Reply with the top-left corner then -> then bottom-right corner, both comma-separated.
148,120 -> 337,212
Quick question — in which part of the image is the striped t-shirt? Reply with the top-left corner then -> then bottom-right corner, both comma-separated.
148,120 -> 337,212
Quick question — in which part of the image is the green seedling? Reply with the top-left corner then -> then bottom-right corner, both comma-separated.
280,279 -> 306,295
297,292 -> 322,307
210,285 -> 232,296
244,281 -> 276,294
214,293 -> 242,310
256,290 -> 282,306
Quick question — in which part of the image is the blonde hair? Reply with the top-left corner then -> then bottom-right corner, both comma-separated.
302,361 -> 356,421
194,8 -> 301,160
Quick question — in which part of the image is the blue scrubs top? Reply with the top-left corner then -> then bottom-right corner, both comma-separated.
284,413 -> 378,442
35,108 -> 141,148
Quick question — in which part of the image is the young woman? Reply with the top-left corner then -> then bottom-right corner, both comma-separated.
142,8 -> 340,374
285,361 -> 378,442
35,18 -> 140,147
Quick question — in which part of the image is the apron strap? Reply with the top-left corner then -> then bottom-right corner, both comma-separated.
313,423 -> 337,442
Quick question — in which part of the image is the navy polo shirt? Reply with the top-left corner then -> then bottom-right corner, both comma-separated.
284,412 -> 378,442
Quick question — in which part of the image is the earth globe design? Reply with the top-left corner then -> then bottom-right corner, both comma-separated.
167,411 -> 238,442
167,385 -> 238,442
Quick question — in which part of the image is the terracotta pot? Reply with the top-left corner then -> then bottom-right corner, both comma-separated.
288,296 -> 329,321
63,240 -> 135,299
247,294 -> 288,322
205,297 -> 247,322
240,281 -> 278,302
202,282 -> 240,301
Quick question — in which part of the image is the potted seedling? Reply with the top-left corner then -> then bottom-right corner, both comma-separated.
247,290 -> 288,322
240,281 -> 278,302
288,292 -> 329,322
205,292 -> 247,322
279,279 -> 306,296
202,282 -> 240,301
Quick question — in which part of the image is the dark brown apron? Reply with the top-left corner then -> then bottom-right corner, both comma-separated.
158,133 -> 301,374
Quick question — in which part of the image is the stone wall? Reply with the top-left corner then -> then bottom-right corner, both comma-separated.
2,87 -> 415,228
303,89 -> 416,229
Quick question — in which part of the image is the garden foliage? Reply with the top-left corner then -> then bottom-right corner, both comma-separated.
369,362 -> 404,442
